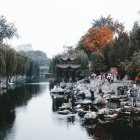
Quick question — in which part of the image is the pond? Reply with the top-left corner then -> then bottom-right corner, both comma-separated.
0,82 -> 140,140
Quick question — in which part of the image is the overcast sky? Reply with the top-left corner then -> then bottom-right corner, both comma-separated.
0,0 -> 140,58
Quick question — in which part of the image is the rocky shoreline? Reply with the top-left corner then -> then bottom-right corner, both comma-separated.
50,74 -> 140,126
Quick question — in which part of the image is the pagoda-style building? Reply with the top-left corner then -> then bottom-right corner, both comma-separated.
56,53 -> 80,82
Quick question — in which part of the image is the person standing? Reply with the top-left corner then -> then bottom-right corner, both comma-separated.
133,82 -> 137,88
133,98 -> 137,107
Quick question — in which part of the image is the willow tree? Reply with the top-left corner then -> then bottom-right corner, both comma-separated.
16,52 -> 31,76
19,52 -> 30,75
0,52 -> 6,78
16,53 -> 22,75
0,44 -> 9,84
5,48 -> 17,84
15,51 -> 39,77
26,60 -> 39,77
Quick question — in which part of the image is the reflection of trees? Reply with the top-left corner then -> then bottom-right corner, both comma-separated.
52,98 -> 65,112
82,117 -> 140,140
0,102 -> 15,140
109,117 -> 140,140
85,123 -> 111,140
0,84 -> 42,140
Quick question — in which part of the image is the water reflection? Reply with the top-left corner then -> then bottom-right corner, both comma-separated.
85,123 -> 111,140
52,98 -> 66,111
1,83 -> 140,140
51,95 -> 140,140
0,84 -> 44,140
81,116 -> 140,140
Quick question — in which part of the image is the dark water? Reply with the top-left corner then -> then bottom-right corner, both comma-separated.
0,82 -> 140,140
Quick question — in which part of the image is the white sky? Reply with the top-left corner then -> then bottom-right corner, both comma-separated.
0,0 -> 140,58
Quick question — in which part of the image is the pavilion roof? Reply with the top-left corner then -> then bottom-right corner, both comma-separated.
56,64 -> 80,69
61,54 -> 77,61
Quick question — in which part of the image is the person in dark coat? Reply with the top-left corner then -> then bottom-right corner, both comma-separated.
133,98 -> 137,107
90,89 -> 95,100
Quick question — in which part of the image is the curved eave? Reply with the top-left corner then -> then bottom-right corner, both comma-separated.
61,55 -> 77,61
69,64 -> 80,68
56,64 -> 69,68
56,64 -> 80,69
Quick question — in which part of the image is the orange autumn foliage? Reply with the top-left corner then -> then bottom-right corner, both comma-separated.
83,27 -> 113,52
